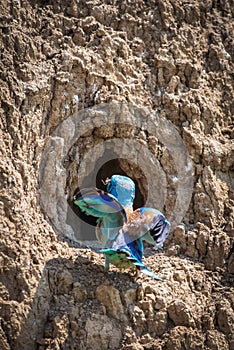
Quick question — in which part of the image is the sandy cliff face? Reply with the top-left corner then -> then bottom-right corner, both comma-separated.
0,1 -> 233,349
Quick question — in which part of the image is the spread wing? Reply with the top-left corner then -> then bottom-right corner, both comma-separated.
73,188 -> 127,247
123,207 -> 171,248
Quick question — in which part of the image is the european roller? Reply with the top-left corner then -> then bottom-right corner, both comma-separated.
73,175 -> 170,280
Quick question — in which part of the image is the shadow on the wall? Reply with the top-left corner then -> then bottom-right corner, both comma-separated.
14,245 -> 139,350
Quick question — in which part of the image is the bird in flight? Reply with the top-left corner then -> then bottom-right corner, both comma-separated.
73,175 -> 170,280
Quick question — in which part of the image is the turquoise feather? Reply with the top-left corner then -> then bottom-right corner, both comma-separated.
106,175 -> 135,210
74,188 -> 127,246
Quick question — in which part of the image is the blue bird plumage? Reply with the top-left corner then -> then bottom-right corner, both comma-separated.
73,175 -> 170,280
106,175 -> 135,210
100,230 -> 163,280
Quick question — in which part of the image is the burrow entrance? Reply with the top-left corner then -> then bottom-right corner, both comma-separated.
39,103 -> 184,243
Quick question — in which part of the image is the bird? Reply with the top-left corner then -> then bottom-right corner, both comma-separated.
73,175 -> 170,280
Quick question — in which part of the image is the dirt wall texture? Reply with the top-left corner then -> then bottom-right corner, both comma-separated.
0,0 -> 233,349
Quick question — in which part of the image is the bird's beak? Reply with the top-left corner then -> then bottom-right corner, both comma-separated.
102,177 -> 111,185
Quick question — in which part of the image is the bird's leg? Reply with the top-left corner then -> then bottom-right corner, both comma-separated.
104,255 -> 110,272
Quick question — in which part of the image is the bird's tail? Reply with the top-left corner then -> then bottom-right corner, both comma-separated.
140,266 -> 164,281
100,248 -> 163,281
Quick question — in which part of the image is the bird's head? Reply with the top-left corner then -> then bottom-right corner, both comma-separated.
104,175 -> 135,209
